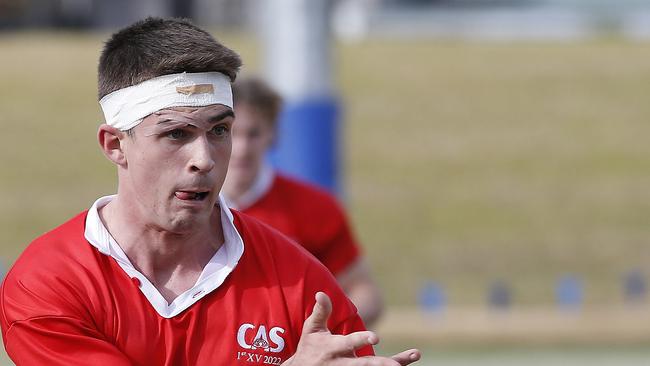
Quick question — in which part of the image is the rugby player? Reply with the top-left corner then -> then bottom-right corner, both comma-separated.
0,17 -> 419,365
223,76 -> 383,328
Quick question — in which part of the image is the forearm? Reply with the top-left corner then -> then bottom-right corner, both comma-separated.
336,259 -> 384,328
347,282 -> 384,328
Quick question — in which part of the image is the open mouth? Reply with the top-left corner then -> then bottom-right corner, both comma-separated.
175,191 -> 210,201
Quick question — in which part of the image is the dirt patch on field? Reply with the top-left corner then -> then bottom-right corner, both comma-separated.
376,306 -> 650,346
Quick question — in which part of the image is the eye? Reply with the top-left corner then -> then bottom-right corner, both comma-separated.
167,129 -> 187,139
248,128 -> 262,139
211,124 -> 230,137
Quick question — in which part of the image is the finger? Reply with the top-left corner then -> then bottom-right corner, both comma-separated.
355,356 -> 401,366
302,292 -> 333,333
340,330 -> 379,352
391,349 -> 421,365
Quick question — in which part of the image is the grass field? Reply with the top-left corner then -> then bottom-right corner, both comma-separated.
2,31 -> 650,361
382,346 -> 650,366
1,345 -> 649,366
342,38 -> 650,307
4,32 -> 649,306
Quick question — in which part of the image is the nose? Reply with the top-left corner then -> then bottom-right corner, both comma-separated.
188,136 -> 215,173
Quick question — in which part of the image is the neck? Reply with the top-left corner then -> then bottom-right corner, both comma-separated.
222,175 -> 255,206
99,195 -> 224,302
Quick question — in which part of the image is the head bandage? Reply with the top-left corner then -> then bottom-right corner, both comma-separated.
99,72 -> 232,131
141,107 -> 229,137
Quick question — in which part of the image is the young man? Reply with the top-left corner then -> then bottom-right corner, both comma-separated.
223,77 -> 383,327
0,18 -> 419,365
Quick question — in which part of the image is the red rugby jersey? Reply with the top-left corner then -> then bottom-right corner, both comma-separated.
241,174 -> 361,276
0,210 -> 371,365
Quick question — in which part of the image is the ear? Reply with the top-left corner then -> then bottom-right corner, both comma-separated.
98,124 -> 127,166
267,125 -> 278,149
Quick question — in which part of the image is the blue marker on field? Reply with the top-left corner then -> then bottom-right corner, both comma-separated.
623,269 -> 646,304
556,274 -> 583,311
418,281 -> 447,313
487,279 -> 512,311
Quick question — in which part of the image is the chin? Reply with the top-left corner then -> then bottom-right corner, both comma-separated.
165,212 -> 208,233
237,172 -> 258,188
230,165 -> 255,178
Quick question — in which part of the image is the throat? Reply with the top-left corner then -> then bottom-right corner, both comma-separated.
151,269 -> 204,303
124,236 -> 223,303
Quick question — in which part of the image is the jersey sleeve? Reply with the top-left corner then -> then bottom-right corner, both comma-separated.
231,210 -> 375,358
330,310 -> 373,357
309,200 -> 362,277
301,258 -> 374,357
1,245 -> 133,365
3,317 -> 133,365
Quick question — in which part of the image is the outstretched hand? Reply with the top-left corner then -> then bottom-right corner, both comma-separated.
282,292 -> 420,366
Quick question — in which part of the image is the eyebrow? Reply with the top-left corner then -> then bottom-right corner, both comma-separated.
154,109 -> 235,126
208,109 -> 235,123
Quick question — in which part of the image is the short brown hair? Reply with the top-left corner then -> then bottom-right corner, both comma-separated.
232,76 -> 283,127
98,17 -> 241,99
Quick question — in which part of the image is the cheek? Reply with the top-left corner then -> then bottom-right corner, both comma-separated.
211,139 -> 232,165
260,131 -> 275,151
130,147 -> 176,186
222,140 -> 232,162
230,137 -> 254,158
251,135 -> 272,155
230,137 -> 244,154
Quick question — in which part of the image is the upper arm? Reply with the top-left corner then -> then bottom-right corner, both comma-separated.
1,254 -> 132,365
335,259 -> 384,329
298,258 -> 375,357
307,201 -> 362,276
4,316 -> 133,365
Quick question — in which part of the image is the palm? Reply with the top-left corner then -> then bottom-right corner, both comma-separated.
282,292 -> 420,366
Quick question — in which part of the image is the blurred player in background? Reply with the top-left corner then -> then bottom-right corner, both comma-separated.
0,17 -> 418,365
223,77 -> 383,328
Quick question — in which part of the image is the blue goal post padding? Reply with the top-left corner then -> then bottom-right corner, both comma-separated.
267,96 -> 341,196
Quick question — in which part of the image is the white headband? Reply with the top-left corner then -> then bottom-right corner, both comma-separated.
99,71 -> 233,131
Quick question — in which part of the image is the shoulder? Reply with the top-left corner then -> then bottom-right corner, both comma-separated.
273,174 -> 336,203
1,211 -> 104,324
231,209 -> 342,286
230,210 -> 362,330
272,174 -> 346,216
5,211 -> 94,278
231,209 -> 315,262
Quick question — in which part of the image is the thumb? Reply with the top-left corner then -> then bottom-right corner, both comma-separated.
302,292 -> 333,334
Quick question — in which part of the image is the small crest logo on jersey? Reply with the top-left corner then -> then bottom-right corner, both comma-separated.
237,323 -> 286,353
252,336 -> 270,350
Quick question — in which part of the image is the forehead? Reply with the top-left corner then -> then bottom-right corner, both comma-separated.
166,104 -> 233,119
140,104 -> 233,125
234,104 -> 273,128
136,104 -> 234,138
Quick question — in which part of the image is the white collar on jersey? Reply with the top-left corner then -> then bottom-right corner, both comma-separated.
223,163 -> 275,211
84,194 -> 244,318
